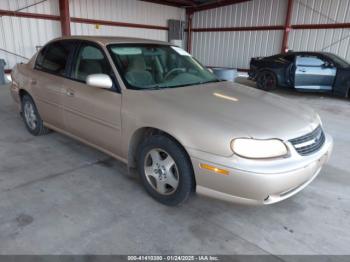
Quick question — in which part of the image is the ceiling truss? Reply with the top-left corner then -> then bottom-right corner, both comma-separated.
140,0 -> 251,12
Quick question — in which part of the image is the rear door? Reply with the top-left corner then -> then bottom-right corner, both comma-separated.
294,55 -> 336,91
32,40 -> 76,129
62,41 -> 122,156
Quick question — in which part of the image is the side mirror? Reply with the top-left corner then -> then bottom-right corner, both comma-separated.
86,74 -> 113,89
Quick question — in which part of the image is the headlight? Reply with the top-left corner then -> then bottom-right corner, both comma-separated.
231,138 -> 288,159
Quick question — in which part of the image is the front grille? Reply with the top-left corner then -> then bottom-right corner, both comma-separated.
289,126 -> 325,156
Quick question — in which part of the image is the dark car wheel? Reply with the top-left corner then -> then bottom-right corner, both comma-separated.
22,95 -> 50,136
256,71 -> 278,91
137,135 -> 194,206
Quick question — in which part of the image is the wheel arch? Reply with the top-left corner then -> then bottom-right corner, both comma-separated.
18,89 -> 34,101
127,127 -> 196,188
257,68 -> 280,85
18,89 -> 33,112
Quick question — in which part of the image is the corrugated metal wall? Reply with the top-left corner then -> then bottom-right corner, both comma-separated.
70,0 -> 184,28
191,0 -> 287,69
0,0 -> 185,70
288,0 -> 350,61
70,0 -> 185,41
0,0 -> 60,69
191,0 -> 350,69
192,30 -> 283,69
0,0 -> 59,14
192,0 -> 287,27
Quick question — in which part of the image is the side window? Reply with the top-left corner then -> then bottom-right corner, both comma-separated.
35,47 -> 46,68
35,41 -> 73,76
72,44 -> 112,82
296,56 -> 324,67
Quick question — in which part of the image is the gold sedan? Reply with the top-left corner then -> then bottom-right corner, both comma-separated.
10,36 -> 333,206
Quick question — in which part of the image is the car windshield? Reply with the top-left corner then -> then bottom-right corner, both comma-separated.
107,44 -> 219,90
324,53 -> 350,68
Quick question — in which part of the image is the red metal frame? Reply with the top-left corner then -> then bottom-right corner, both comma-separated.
192,22 -> 350,32
2,2 -> 349,33
292,23 -> 350,30
186,9 -> 194,53
189,0 -> 251,12
0,10 -> 168,31
141,0 -> 251,12
71,17 -> 168,31
281,0 -> 294,53
140,0 -> 196,7
192,25 -> 284,32
59,0 -> 71,36
0,9 -> 60,20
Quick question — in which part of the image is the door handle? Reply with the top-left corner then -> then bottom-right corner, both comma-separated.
299,69 -> 306,73
66,90 -> 75,97
30,79 -> 37,85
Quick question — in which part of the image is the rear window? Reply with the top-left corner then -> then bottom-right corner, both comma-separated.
36,41 -> 74,76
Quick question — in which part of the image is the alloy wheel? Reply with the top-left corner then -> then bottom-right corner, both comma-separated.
24,102 -> 37,130
258,72 -> 276,90
144,148 -> 179,195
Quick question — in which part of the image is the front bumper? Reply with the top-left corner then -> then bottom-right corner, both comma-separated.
189,133 -> 333,205
10,81 -> 21,111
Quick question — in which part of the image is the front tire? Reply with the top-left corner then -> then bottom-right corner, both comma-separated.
256,71 -> 278,91
21,95 -> 50,136
137,135 -> 194,206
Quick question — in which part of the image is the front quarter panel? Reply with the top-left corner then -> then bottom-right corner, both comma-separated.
10,63 -> 36,108
255,56 -> 293,87
121,89 -> 239,160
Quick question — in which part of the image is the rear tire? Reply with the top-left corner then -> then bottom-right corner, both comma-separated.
256,71 -> 278,91
21,95 -> 50,136
137,135 -> 194,206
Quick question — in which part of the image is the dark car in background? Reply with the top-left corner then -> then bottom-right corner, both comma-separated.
249,52 -> 350,98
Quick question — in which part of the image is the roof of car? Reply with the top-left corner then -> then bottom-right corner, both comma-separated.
283,51 -> 331,56
55,36 -> 171,46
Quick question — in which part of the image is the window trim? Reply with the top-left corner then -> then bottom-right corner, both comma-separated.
34,40 -> 77,78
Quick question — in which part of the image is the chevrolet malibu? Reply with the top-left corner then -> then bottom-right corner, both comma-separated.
10,36 -> 333,206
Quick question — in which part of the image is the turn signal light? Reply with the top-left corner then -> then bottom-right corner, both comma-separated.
199,163 -> 229,176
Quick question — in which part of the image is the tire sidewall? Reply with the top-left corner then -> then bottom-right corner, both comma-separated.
137,135 -> 194,206
257,70 -> 277,91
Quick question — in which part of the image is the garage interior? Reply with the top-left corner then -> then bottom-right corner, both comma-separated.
0,0 -> 350,256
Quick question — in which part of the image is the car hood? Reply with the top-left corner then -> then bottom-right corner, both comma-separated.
126,81 -> 320,156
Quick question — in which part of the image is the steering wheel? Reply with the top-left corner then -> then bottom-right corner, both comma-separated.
164,68 -> 186,80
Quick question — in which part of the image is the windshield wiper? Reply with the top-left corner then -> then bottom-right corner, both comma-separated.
201,79 -> 222,84
133,79 -> 221,90
131,85 -> 163,90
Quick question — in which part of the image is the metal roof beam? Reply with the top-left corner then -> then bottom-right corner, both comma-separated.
188,0 -> 251,12
140,0 -> 196,7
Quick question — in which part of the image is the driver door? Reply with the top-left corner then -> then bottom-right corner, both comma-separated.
62,41 -> 122,156
294,55 -> 336,91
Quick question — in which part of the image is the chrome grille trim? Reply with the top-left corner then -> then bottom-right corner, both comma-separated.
289,126 -> 325,156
